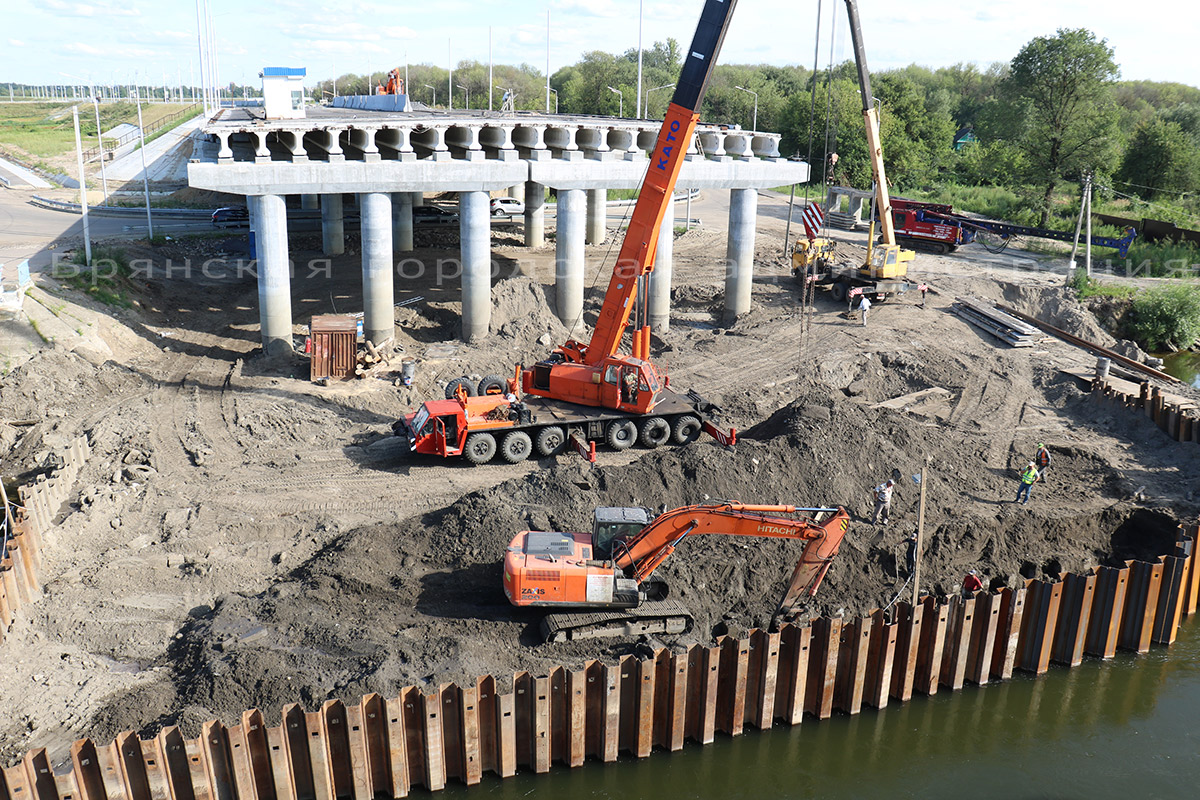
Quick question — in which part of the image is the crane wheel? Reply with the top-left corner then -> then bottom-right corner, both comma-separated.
639,417 -> 671,448
605,419 -> 637,451
500,431 -> 533,463
477,374 -> 508,396
830,281 -> 848,303
671,415 -> 702,445
535,426 -> 566,456
444,377 -> 477,400
463,432 -> 497,464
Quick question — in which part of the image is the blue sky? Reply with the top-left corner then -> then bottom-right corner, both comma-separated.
2,0 -> 1197,91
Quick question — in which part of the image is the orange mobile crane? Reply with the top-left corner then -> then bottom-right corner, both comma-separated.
503,503 -> 850,642
394,0 -> 740,464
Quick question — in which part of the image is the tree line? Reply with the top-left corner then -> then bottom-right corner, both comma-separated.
313,29 -> 1200,228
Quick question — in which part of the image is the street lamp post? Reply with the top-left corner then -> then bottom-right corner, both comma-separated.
645,83 -> 674,118
607,85 -> 623,119
734,85 -> 758,131
423,83 -> 436,107
548,87 -> 558,114
457,83 -> 469,110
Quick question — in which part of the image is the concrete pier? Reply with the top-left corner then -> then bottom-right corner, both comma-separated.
586,188 -> 606,245
723,188 -> 757,325
649,201 -> 675,332
393,191 -> 414,252
509,183 -> 526,203
301,193 -> 318,210
555,188 -> 586,330
254,193 -> 293,356
460,191 -> 492,341
525,181 -> 545,248
321,193 -> 344,256
359,192 -> 394,345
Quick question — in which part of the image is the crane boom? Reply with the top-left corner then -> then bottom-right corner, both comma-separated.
575,0 -> 739,364
843,0 -> 897,247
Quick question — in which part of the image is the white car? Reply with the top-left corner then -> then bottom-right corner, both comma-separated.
490,197 -> 525,216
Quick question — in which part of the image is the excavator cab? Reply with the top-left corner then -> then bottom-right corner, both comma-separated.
593,507 -> 650,560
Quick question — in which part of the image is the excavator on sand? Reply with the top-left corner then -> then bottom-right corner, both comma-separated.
503,503 -> 850,642
394,0 -> 741,464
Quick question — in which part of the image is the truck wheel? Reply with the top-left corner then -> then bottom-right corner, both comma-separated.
830,280 -> 847,302
445,377 -> 477,400
500,431 -> 532,463
672,415 -> 702,445
477,374 -> 508,396
535,426 -> 566,456
639,417 -> 670,448
463,432 -> 497,464
606,419 -> 636,451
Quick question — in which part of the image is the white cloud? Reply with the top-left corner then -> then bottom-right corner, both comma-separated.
44,0 -> 139,17
8,39 -> 25,47
553,0 -> 621,18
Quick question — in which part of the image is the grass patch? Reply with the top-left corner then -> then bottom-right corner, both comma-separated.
904,184 -> 1036,225
0,102 -> 196,159
1119,240 -> 1200,279
57,245 -> 134,307
1066,270 -> 1137,299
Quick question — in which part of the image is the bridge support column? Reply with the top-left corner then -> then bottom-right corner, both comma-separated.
555,188 -> 586,331
508,183 -> 526,203
586,188 -> 606,245
392,191 -> 413,252
301,193 -> 318,211
649,199 -> 675,333
321,193 -> 344,256
525,181 -> 545,247
723,188 -> 757,325
360,192 -> 395,345
460,190 -> 492,341
411,191 -> 425,208
254,193 -> 293,357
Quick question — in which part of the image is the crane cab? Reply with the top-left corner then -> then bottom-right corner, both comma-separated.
522,356 -> 662,414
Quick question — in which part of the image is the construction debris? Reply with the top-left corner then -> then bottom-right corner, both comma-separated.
953,296 -> 1042,347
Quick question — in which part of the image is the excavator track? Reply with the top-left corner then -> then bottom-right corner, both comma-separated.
540,599 -> 694,643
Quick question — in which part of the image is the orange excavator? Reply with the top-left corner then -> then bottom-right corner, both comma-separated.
503,503 -> 850,642
393,0 -> 741,465
376,68 -> 405,96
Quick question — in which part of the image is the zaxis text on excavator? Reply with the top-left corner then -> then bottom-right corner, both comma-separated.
503,503 -> 851,642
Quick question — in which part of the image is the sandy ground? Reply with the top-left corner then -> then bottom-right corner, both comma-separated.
1,202 -> 1197,767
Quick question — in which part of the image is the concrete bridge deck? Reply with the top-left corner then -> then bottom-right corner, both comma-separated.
187,107 -> 809,354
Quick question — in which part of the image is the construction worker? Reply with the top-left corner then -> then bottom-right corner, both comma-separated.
871,478 -> 894,525
1035,443 -> 1052,483
1015,461 -> 1038,504
858,294 -> 871,326
905,533 -> 918,575
962,569 -> 984,595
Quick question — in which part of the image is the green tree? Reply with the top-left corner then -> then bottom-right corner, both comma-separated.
995,28 -> 1121,226
1117,117 -> 1200,198
1128,284 -> 1200,352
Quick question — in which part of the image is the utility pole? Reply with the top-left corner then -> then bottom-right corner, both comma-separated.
1068,174 -> 1087,275
488,28 -> 493,111
545,9 -> 551,113
91,90 -> 108,204
72,106 -> 92,267
636,0 -> 643,119
134,92 -> 154,240
447,38 -> 453,111
1084,172 -> 1093,278
912,458 -> 929,607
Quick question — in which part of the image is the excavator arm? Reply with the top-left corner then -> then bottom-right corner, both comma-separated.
615,503 -> 850,614
578,0 -> 739,364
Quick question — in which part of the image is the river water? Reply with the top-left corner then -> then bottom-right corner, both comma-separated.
1161,351 -> 1200,389
443,621 -> 1200,799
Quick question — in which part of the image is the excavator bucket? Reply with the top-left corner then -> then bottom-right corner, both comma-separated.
774,509 -> 850,623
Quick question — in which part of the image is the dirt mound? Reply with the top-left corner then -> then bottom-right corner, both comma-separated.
88,377 -> 1183,742
489,275 -> 571,343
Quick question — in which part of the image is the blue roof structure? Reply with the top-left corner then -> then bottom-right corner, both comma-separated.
261,67 -> 306,77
